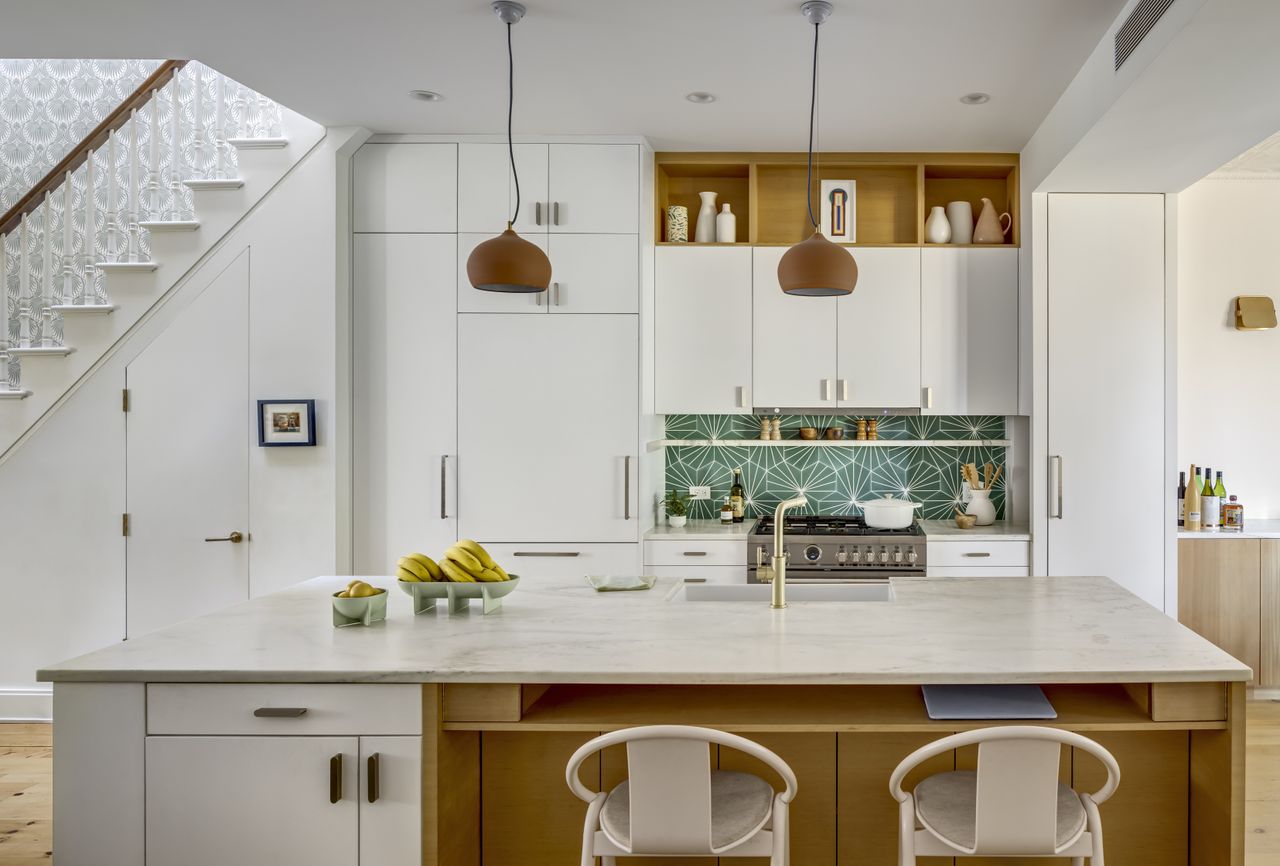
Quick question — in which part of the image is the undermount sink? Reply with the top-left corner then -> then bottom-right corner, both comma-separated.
674,581 -> 895,603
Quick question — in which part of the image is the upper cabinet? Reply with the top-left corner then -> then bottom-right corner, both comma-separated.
457,143 -> 548,235
655,246 -> 753,414
353,143 -> 457,233
752,246 -> 839,410
836,248 -> 921,409
457,233 -> 637,314
921,248 -> 1018,415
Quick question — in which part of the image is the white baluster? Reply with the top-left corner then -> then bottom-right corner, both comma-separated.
18,215 -> 30,348
169,78 -> 184,220
127,109 -> 140,262
214,74 -> 226,180
148,93 -> 161,221
255,91 -> 269,139
105,130 -> 119,262
61,170 -> 74,305
41,192 -> 53,346
84,150 -> 98,305
192,64 -> 204,179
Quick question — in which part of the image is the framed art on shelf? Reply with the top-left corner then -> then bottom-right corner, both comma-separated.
820,179 -> 856,243
258,399 -> 316,447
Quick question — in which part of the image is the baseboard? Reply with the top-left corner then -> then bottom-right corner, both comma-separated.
1250,688 -> 1280,702
0,686 -> 53,721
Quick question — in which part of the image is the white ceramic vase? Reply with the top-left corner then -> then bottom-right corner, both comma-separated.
924,206 -> 952,244
965,489 -> 997,526
715,203 -> 737,243
945,201 -> 974,245
694,191 -> 718,243
668,514 -> 687,528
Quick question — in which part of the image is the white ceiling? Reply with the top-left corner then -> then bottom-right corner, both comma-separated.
1210,131 -> 1280,179
2,0 -> 1123,151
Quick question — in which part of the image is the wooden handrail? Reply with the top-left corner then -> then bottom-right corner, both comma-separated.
0,59 -> 188,238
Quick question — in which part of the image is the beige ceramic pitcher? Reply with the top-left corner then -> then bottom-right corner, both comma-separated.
973,197 -> 1012,244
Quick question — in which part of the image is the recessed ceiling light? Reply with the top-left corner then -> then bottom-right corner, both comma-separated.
959,92 -> 990,105
409,90 -> 444,102
686,92 -> 717,104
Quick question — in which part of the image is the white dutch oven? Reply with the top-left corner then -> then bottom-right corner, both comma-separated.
856,494 -> 922,529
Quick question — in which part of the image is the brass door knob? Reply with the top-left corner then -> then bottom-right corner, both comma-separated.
204,531 -> 244,543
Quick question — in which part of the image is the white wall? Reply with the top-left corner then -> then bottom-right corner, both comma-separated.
0,127 -> 367,719
1178,178 -> 1280,518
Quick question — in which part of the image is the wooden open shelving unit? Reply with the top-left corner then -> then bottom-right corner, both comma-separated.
655,151 -> 1020,247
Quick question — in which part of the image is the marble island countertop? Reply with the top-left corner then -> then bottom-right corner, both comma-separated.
646,519 -> 1030,541
40,573 -> 1247,685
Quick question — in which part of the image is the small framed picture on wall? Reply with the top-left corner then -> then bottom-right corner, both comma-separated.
258,399 -> 316,447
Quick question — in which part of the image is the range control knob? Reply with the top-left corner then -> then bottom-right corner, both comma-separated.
836,546 -> 848,564
878,547 -> 890,564
803,545 -> 822,562
893,546 -> 904,564
907,547 -> 919,564
849,547 -> 861,563
865,546 -> 876,563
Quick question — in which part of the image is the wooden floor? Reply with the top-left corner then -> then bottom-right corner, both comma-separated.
1,702 -> 1279,864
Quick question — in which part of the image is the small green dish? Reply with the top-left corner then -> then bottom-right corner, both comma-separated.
332,588 -> 388,627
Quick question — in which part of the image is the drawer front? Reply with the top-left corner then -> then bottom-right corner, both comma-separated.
927,541 -> 1029,568
645,565 -> 748,584
147,684 -> 422,736
480,543 -> 639,580
643,539 -> 747,567
926,566 -> 1030,577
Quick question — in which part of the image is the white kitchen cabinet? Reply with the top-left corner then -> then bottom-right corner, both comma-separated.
359,737 -> 422,866
751,246 -> 839,409
479,542 -> 640,579
458,314 -> 638,542
548,144 -> 639,233
1047,193 -> 1166,609
457,142 -> 548,234
655,246 -> 753,413
643,537 -> 747,567
645,565 -> 747,584
353,143 -> 457,233
835,248 -> 921,409
926,540 -> 1029,569
457,233 -> 637,314
921,247 -> 1018,415
353,234 -> 457,573
926,566 -> 1029,577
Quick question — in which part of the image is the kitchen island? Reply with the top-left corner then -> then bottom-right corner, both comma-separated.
41,574 -> 1248,866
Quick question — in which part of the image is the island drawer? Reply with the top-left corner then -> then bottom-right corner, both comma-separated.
643,539 -> 746,567
927,540 -> 1029,568
645,565 -> 747,584
926,566 -> 1030,577
147,684 -> 422,735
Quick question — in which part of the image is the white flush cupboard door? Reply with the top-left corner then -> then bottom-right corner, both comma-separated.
353,234 -> 457,573
1047,193 -> 1165,608
145,736 -> 358,866
836,248 -> 921,408
655,246 -> 753,413
547,234 -> 639,313
458,315 -> 638,542
548,144 -> 639,233
353,143 -> 457,233
456,233 -> 550,314
921,248 -> 1018,415
457,142 -> 548,235
751,246 -> 838,409
479,543 -> 641,579
360,737 -> 422,866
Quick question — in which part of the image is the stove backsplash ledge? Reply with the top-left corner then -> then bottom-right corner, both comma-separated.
664,414 -> 1006,521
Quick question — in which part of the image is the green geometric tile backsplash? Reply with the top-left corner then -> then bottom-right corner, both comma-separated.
664,415 -> 1007,521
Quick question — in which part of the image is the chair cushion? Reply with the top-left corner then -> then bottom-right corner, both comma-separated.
914,770 -> 1087,852
600,770 -> 774,851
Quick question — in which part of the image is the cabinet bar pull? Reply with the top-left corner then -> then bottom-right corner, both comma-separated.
839,379 -> 849,402
962,552 -> 992,558
367,752 -> 380,804
624,455 -> 632,520
736,385 -> 748,409
1050,455 -> 1064,519
253,707 -> 307,718
535,201 -> 542,226
553,201 -> 560,225
683,551 -> 708,557
329,754 -> 343,804
513,551 -> 580,557
440,455 -> 449,519
553,281 -> 561,306
924,386 -> 934,409
822,379 -> 833,402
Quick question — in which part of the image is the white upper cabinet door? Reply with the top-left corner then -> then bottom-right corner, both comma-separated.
546,234 -> 639,314
456,233 -> 550,314
836,248 -> 921,409
921,248 -> 1018,415
353,143 -> 457,233
752,246 -> 838,410
655,246 -> 753,413
457,142 -> 549,235
458,315 -> 638,543
547,144 -> 639,234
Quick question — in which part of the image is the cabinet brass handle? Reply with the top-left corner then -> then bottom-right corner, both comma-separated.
513,551 -> 580,557
924,386 -> 934,410
683,551 -> 708,557
1050,455 -> 1064,519
204,531 -> 244,543
253,707 -> 307,718
962,552 -> 992,558
440,455 -> 449,519
553,281 -> 561,306
367,752 -> 380,804
329,754 -> 343,804
535,201 -> 542,226
839,379 -> 849,402
553,201 -> 561,225
624,455 -> 632,520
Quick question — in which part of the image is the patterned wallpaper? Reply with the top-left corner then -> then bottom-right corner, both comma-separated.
0,59 -> 162,213
664,414 -> 1007,520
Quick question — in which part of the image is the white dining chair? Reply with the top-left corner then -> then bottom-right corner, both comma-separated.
565,725 -> 798,866
889,726 -> 1120,865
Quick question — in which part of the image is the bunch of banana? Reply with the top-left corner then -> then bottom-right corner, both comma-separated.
441,539 -> 512,583
397,552 -> 443,583
337,579 -> 384,598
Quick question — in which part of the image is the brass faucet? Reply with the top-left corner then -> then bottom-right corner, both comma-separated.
766,496 -> 809,609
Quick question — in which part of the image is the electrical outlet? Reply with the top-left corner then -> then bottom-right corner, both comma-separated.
689,486 -> 712,500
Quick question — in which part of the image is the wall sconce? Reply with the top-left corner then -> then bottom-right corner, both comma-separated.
1235,296 -> 1277,331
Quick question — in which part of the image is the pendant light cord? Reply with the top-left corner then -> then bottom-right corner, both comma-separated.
507,20 -> 520,226
805,20 -> 820,230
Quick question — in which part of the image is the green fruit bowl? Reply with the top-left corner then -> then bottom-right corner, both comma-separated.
397,575 -> 521,615
332,588 -> 388,628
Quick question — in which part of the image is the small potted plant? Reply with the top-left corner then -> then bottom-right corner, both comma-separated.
664,489 -> 691,528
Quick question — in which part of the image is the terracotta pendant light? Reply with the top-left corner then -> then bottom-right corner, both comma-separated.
777,1 -> 857,297
467,1 -> 551,293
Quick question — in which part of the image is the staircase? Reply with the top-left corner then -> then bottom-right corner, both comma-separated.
0,61 -> 324,454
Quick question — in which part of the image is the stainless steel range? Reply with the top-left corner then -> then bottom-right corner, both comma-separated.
746,514 -> 926,583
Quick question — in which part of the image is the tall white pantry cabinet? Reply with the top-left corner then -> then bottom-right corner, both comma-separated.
352,138 -> 646,576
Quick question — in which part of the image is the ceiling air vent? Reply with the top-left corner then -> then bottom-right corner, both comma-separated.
1115,0 -> 1176,70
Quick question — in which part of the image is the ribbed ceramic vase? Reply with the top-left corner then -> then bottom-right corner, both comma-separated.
924,206 -> 952,244
694,191 -> 718,243
665,205 -> 689,243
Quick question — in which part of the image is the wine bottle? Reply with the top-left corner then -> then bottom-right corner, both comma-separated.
1215,471 -> 1226,501
730,468 -> 746,524
1201,467 -> 1220,531
1177,471 -> 1186,527
1185,464 -> 1202,531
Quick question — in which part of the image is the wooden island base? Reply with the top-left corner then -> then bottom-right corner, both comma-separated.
423,681 -> 1246,866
